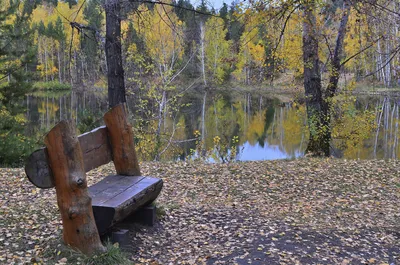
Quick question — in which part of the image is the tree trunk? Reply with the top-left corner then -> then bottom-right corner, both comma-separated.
377,39 -> 385,83
154,90 -> 166,160
105,0 -> 126,108
44,121 -> 105,255
302,0 -> 330,156
58,49 -> 62,83
200,21 -> 207,88
326,0 -> 350,98
44,42 -> 48,82
201,91 -> 207,142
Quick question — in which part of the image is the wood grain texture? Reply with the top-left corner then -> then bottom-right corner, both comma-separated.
25,148 -> 53,188
90,175 -> 144,204
44,120 -> 105,255
79,126 -> 112,172
104,104 -> 141,176
89,175 -> 163,234
25,126 -> 112,189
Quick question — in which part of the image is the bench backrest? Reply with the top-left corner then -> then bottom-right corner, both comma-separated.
25,126 -> 112,189
25,103 -> 141,189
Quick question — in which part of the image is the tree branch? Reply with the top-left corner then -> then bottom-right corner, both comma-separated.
340,36 -> 383,67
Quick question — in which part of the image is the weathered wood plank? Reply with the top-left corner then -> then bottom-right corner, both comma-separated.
101,177 -> 160,208
88,174 -> 126,195
89,175 -> 144,204
25,148 -> 53,188
25,126 -> 112,189
90,175 -> 163,234
79,126 -> 112,172
102,177 -> 163,224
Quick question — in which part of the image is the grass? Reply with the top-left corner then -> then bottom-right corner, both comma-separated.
30,90 -> 71,98
152,202 -> 167,219
33,81 -> 72,91
83,241 -> 131,265
352,77 -> 400,93
354,86 -> 400,93
43,240 -> 132,265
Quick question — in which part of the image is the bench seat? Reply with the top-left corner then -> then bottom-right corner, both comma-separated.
89,175 -> 163,234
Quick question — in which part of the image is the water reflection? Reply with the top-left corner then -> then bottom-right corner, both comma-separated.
25,91 -> 400,160
26,91 -> 108,137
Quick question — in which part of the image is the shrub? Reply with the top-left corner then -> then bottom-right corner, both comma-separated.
77,109 -> 103,134
0,108 -> 36,167
33,81 -> 71,91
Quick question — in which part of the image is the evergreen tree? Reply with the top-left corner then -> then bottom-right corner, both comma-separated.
227,1 -> 243,52
173,0 -> 199,77
65,0 -> 77,8
46,21 -> 55,38
219,3 -> 229,29
37,20 -> 46,35
54,16 -> 66,82
0,0 -> 36,108
81,0 -> 103,82
174,0 -> 194,22
0,0 -> 37,165
54,16 -> 66,42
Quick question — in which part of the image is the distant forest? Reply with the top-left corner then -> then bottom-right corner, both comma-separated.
1,0 -> 399,164
9,0 -> 399,89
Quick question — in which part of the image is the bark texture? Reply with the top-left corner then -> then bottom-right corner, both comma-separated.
326,0 -> 351,99
25,126 -> 112,189
302,0 -> 351,156
105,0 -> 126,108
104,103 -> 141,176
302,0 -> 330,156
44,121 -> 105,255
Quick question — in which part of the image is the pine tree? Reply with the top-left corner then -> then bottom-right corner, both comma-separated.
0,0 -> 36,109
227,1 -> 243,52
219,3 -> 229,30
0,0 -> 37,165
82,0 -> 103,82
54,16 -> 66,82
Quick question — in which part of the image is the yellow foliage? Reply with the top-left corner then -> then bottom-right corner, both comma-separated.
204,17 -> 232,84
344,8 -> 369,72
245,111 -> 265,145
233,19 -> 266,83
32,2 -> 87,50
276,13 -> 303,76
130,4 -> 184,83
38,101 -> 60,121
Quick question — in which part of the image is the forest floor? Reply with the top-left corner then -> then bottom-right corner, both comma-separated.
0,158 -> 399,264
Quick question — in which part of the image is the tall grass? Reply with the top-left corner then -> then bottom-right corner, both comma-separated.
33,81 -> 71,91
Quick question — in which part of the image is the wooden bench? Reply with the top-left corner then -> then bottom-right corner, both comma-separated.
24,104 -> 163,254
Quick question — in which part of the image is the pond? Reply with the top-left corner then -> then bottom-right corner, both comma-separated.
25,90 -> 400,161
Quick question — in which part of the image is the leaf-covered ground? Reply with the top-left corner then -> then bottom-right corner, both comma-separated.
0,158 -> 399,264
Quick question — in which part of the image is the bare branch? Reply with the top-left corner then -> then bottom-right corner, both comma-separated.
340,36 -> 384,67
364,44 -> 400,78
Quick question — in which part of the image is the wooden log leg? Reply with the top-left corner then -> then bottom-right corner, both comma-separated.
104,103 -> 141,175
44,121 -> 105,255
